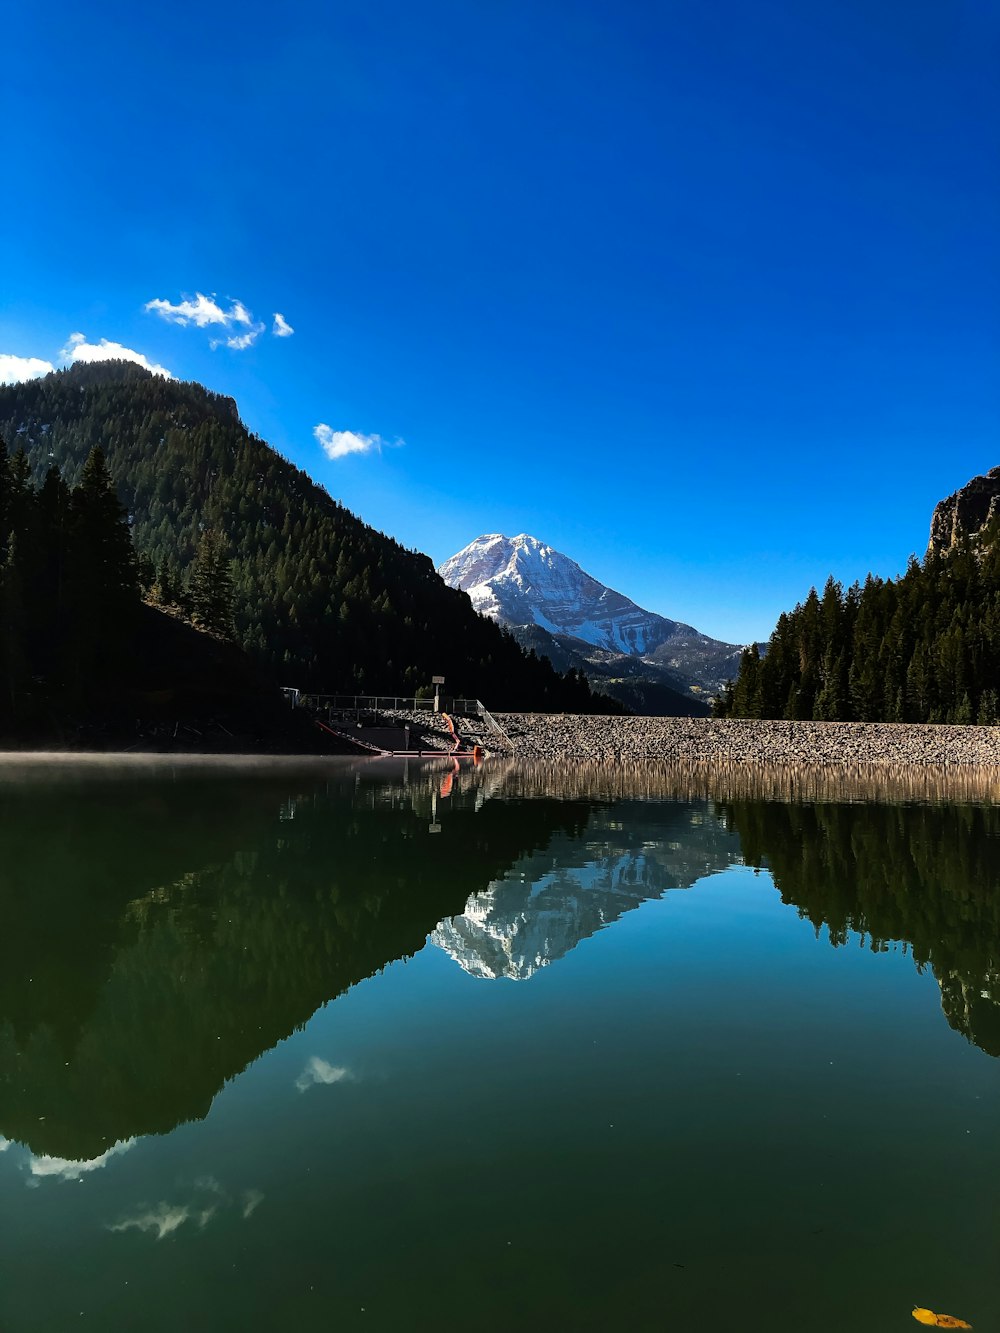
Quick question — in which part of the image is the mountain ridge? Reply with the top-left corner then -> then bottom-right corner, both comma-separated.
0,362 -> 620,715
438,532 -> 741,710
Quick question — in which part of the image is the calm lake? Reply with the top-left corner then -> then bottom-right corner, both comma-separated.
1,757 -> 998,1332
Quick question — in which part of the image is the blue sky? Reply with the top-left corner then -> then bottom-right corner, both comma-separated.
4,0 -> 998,644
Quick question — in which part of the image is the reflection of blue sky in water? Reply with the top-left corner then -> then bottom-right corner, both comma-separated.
2,772 -> 1000,1330
0,1134 -> 266,1246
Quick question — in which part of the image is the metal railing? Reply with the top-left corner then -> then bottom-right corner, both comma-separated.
299,694 -> 436,713
477,703 -> 514,751
453,698 -> 485,716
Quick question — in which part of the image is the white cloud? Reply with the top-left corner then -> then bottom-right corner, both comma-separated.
28,1138 -> 134,1182
109,1202 -> 198,1240
109,1178 -> 259,1240
144,293 -> 254,330
145,292 -> 281,353
211,324 -> 265,351
0,353 -> 56,384
314,425 -> 402,461
62,333 -> 173,379
242,1189 -> 264,1219
295,1056 -> 353,1092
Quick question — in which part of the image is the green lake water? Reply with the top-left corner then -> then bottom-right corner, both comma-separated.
1,757 -> 998,1332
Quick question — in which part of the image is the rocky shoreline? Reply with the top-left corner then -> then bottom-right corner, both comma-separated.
497,714 -> 1000,766
6,711 -> 1000,769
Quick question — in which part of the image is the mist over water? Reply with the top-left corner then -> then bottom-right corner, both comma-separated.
1,758 -> 997,1331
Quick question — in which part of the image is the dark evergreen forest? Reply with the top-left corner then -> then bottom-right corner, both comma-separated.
716,535 -> 1000,724
0,362 -> 621,716
0,438 -> 139,715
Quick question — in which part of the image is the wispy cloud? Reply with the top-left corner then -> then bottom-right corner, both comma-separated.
62,333 -> 173,379
314,425 -> 402,461
28,1138 -> 135,1182
110,1202 -> 197,1241
144,293 -> 254,330
108,1178 -> 262,1241
145,292 -> 291,352
242,1189 -> 264,1219
295,1056 -> 354,1092
212,325 -> 265,351
0,353 -> 56,385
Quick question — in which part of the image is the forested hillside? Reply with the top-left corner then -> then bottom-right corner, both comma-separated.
0,439 -> 138,705
0,362 -> 619,712
717,529 -> 1000,724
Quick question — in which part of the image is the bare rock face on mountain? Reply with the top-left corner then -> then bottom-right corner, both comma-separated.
438,534 -> 741,705
928,467 -> 1000,554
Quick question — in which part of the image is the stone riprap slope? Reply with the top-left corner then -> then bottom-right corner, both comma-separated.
498,715 -> 1000,766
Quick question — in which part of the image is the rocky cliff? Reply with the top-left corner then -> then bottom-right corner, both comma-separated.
927,466 -> 1000,554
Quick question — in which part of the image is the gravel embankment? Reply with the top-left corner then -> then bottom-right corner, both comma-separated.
497,715 -> 1000,766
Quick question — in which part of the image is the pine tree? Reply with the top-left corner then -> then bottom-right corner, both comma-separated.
69,446 -> 138,617
0,534 -> 27,718
61,446 -> 139,682
188,529 -> 236,638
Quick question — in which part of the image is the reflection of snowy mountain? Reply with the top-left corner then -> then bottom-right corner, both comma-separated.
431,804 -> 740,980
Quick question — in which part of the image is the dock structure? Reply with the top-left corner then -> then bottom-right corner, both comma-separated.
289,692 -> 513,757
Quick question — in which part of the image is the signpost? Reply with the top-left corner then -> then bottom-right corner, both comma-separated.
432,675 -> 445,713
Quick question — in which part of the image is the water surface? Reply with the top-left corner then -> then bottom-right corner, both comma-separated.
1,758 -> 998,1331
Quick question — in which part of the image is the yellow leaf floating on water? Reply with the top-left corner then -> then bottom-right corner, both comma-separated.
912,1308 -> 971,1329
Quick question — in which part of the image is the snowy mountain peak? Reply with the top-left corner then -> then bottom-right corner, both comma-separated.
438,532 -> 682,656
438,534 -> 743,701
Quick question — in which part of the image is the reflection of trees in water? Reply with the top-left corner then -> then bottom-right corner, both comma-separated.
5,760 -> 999,1162
719,799 -> 1000,1056
0,771 -> 590,1160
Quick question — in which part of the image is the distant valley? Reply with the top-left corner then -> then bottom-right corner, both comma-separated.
439,533 -> 742,714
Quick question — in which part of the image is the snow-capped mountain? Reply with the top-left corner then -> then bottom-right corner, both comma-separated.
430,806 -> 741,980
439,533 -> 677,654
437,533 -> 741,699
429,855 -> 653,981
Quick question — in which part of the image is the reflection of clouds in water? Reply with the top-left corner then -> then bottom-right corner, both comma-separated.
242,1189 -> 264,1219
28,1138 -> 134,1182
110,1202 -> 199,1241
0,1138 -> 11,1152
295,1056 -> 353,1093
109,1177 -> 263,1241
